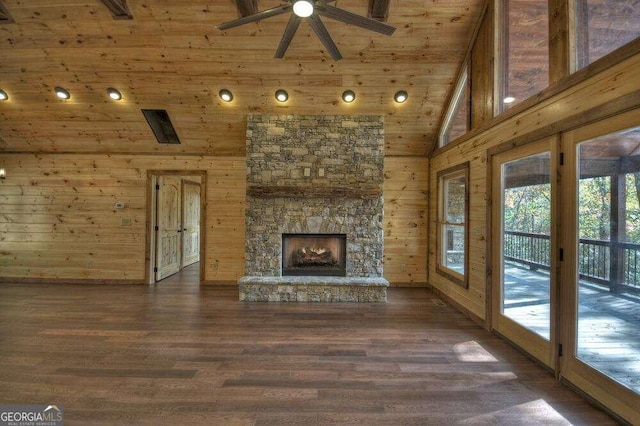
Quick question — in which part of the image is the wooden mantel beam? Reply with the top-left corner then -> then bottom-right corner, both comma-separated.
235,0 -> 259,17
98,0 -> 133,20
368,0 -> 391,22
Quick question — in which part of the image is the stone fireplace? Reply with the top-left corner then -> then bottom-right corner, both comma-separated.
282,233 -> 346,277
238,115 -> 389,302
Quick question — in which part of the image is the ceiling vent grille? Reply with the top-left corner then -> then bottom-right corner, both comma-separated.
142,109 -> 181,145
0,1 -> 14,24
99,0 -> 133,19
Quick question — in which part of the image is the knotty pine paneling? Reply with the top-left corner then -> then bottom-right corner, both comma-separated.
0,154 -> 245,283
429,48 -> 640,320
0,0 -> 485,156
383,157 -> 429,286
0,153 -> 428,286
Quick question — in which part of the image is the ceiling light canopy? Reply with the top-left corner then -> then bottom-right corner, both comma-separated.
55,87 -> 70,99
394,90 -> 408,104
293,0 -> 314,17
107,87 -> 122,100
0,90 -> 8,101
219,89 -> 233,102
342,90 -> 355,103
275,89 -> 289,102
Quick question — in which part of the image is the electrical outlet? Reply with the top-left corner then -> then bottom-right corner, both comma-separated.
303,167 -> 311,177
87,260 -> 93,268
1,259 -> 7,267
318,168 -> 325,177
121,217 -> 131,226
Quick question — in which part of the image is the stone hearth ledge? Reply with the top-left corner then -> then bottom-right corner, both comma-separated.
238,276 -> 389,302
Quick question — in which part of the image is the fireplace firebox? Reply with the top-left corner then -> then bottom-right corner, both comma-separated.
282,234 -> 347,276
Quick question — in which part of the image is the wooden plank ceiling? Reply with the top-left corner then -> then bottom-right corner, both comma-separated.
0,0 -> 484,156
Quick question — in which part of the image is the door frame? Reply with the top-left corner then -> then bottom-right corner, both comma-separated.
145,170 -> 207,285
488,135 -> 560,370
559,108 -> 640,423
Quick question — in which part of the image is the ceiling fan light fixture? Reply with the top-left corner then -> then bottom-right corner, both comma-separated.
55,86 -> 70,100
275,89 -> 289,102
107,87 -> 122,100
342,90 -> 355,103
293,0 -> 314,17
394,90 -> 408,104
219,89 -> 233,102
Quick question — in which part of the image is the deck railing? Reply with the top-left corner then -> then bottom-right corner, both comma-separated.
504,231 -> 640,293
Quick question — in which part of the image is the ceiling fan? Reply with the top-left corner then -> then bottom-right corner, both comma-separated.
216,0 -> 396,61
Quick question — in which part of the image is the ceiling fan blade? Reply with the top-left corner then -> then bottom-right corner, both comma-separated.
316,4 -> 396,36
216,5 -> 291,30
307,15 -> 342,61
275,15 -> 302,59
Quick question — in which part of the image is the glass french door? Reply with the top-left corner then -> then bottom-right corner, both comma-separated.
491,137 -> 558,368
560,110 -> 640,423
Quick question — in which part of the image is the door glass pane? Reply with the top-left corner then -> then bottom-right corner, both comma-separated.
501,152 -> 551,339
577,127 -> 640,394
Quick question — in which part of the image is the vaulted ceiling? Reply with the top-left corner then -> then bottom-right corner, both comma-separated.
0,0 -> 484,156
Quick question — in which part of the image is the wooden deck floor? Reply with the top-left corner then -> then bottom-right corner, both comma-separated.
503,263 -> 640,394
0,264 -> 616,425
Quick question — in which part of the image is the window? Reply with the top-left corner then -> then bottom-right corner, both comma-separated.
437,163 -> 470,287
498,0 -> 549,112
439,65 -> 470,147
575,0 -> 640,70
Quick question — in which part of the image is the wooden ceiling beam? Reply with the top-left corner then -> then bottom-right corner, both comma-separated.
235,0 -> 259,17
0,1 -> 15,24
368,0 -> 391,22
98,0 -> 133,20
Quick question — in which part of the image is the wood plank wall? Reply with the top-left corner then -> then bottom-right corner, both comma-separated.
0,154 -> 246,283
384,157 -> 429,286
0,153 -> 427,285
428,46 -> 640,320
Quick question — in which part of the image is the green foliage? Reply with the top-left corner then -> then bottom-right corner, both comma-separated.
504,184 -> 551,234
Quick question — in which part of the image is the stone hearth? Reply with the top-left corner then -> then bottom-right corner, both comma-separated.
240,115 -> 389,302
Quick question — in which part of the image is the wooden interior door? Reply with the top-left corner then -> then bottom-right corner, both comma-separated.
155,176 -> 182,281
491,136 -> 558,369
181,180 -> 200,267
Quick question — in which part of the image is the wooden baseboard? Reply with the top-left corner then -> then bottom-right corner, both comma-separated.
388,281 -> 430,288
428,285 -> 488,330
0,277 -> 146,285
201,280 -> 239,286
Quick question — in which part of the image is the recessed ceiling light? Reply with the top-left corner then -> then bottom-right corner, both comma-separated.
394,90 -> 408,103
0,90 -> 8,101
107,87 -> 122,100
54,87 -> 70,99
275,89 -> 289,102
219,89 -> 233,102
293,0 -> 314,17
504,96 -> 516,104
342,90 -> 355,103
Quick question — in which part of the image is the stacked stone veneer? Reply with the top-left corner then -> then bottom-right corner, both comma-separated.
242,115 -> 387,302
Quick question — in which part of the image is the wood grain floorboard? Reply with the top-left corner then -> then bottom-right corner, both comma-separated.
0,264 -> 617,425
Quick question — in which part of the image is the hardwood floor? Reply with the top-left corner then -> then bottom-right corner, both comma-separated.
0,265 -> 616,425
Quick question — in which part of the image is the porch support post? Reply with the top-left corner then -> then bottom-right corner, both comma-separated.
609,164 -> 626,293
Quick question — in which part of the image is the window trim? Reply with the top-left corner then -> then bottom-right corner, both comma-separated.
438,63 -> 470,148
436,162 -> 470,288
